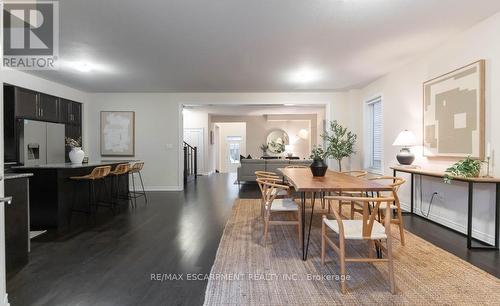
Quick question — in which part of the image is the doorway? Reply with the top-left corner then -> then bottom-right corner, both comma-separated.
183,128 -> 204,175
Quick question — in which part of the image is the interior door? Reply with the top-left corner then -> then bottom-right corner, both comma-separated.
183,128 -> 204,174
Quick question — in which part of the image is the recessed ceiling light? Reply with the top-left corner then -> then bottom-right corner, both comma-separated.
73,62 -> 92,72
289,67 -> 322,84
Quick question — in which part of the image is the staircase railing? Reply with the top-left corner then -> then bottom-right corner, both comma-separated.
183,141 -> 197,184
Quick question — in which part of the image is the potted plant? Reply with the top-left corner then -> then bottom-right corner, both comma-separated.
444,156 -> 484,184
309,146 -> 328,177
322,120 -> 357,172
260,143 -> 269,157
66,137 -> 84,164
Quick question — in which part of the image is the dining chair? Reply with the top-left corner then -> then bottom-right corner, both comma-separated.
322,195 -> 396,294
336,170 -> 368,217
255,171 -> 289,197
367,176 -> 406,246
256,178 -> 302,247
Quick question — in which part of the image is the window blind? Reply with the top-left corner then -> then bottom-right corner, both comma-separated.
367,97 -> 382,170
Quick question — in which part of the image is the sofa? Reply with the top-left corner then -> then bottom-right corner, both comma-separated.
237,159 -> 312,183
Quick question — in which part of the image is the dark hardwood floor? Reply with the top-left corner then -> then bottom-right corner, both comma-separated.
8,174 -> 239,306
7,173 -> 498,306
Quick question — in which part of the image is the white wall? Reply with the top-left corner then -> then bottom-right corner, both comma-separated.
356,11 -> 500,244
86,92 -> 349,190
87,93 -> 183,190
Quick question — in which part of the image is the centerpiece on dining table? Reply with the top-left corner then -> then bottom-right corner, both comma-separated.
309,121 -> 358,177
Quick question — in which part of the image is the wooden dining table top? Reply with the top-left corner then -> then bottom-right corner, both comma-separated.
279,168 -> 392,192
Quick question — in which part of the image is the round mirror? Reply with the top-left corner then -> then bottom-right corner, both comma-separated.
266,129 -> 289,154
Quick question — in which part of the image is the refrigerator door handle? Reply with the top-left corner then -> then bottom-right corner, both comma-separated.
0,197 -> 13,205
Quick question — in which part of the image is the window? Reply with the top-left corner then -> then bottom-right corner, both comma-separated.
366,96 -> 383,171
227,136 -> 242,164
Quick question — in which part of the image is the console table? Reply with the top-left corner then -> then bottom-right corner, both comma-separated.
391,166 -> 499,250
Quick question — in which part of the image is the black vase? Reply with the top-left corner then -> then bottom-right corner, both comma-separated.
310,159 -> 328,177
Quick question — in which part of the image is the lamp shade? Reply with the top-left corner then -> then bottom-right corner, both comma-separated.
392,130 -> 417,147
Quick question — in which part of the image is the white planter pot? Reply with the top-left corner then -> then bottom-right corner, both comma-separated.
69,147 -> 85,164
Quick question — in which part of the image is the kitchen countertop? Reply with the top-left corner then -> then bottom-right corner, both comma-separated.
12,160 -> 138,170
4,173 -> 34,180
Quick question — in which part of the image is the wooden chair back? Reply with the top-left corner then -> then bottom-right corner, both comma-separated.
129,162 -> 144,173
255,171 -> 280,179
89,166 -> 112,179
325,195 -> 394,239
342,170 -> 368,178
112,163 -> 130,175
256,178 -> 289,208
369,176 -> 406,193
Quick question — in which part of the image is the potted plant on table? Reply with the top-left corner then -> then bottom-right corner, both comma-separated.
322,120 -> 357,172
309,146 -> 329,177
66,137 -> 84,164
443,156 -> 484,184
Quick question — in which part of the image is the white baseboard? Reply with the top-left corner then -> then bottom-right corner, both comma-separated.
129,186 -> 183,192
400,202 -> 495,245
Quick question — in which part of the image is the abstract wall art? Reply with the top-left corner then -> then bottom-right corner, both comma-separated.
100,111 -> 135,156
423,60 -> 485,159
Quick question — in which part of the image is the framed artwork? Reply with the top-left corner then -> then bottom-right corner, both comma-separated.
100,111 -> 135,156
423,60 -> 485,159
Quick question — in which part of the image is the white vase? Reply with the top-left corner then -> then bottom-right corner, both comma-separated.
69,147 -> 85,164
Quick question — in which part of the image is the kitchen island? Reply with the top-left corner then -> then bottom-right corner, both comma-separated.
13,161 -> 135,232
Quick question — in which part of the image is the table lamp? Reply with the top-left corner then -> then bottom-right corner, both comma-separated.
392,130 -> 417,165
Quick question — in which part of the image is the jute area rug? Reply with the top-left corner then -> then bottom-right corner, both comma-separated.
203,199 -> 500,305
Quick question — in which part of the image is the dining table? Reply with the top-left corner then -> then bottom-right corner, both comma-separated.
279,168 -> 393,261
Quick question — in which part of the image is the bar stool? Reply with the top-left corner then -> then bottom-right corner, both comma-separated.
109,163 -> 131,208
69,166 -> 112,222
129,162 -> 147,207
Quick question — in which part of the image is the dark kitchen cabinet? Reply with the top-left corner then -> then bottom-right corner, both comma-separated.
5,176 -> 30,277
14,87 -> 38,119
3,86 -> 17,163
3,84 -> 83,164
39,93 -> 59,122
59,99 -> 70,123
69,101 -> 82,124
59,99 -> 82,124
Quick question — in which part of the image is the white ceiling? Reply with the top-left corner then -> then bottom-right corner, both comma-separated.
185,104 -> 326,116
27,0 -> 500,92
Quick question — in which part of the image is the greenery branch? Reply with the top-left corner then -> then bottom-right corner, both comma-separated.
65,137 -> 82,148
322,120 -> 357,172
443,156 -> 484,184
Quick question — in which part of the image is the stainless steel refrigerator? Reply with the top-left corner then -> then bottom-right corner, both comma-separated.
18,119 -> 65,166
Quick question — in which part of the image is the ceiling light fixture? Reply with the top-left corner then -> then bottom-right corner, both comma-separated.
289,67 -> 322,84
72,61 -> 92,73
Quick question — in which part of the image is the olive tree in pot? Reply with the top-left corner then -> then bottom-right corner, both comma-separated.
309,146 -> 329,177
322,120 -> 357,172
